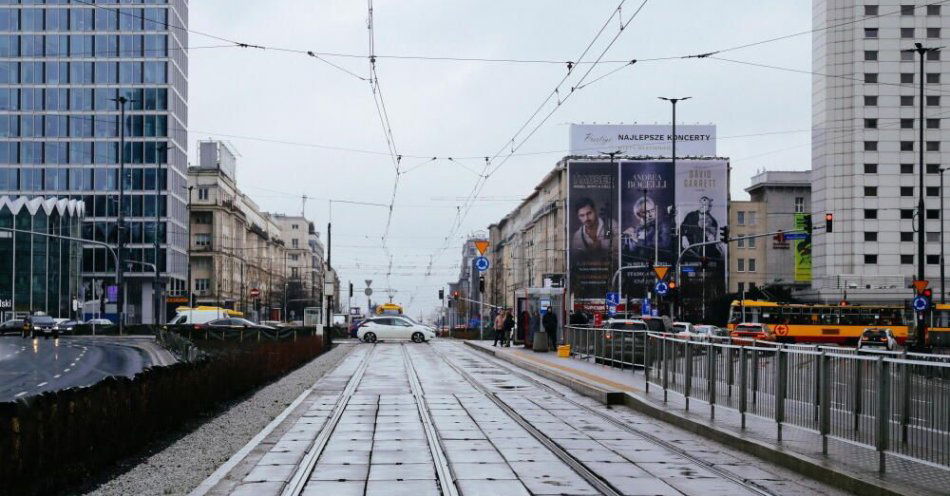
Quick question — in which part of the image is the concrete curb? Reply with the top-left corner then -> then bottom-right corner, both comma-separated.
463,340 -> 935,496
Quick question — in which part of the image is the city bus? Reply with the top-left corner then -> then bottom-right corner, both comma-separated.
727,300 -> 910,345
375,303 -> 404,316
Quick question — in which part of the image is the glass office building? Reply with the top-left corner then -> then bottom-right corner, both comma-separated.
0,1 -> 189,323
0,195 -> 84,319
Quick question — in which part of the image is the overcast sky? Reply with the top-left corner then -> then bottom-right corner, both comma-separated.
187,1 -> 812,318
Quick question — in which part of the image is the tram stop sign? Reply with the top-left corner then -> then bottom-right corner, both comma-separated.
654,281 -> 669,296
913,295 -> 931,312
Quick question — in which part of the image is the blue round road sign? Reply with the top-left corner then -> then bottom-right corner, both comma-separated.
913,295 -> 930,311
474,256 -> 490,272
654,281 -> 669,296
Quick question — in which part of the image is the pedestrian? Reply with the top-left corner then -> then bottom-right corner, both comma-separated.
529,309 -> 541,348
542,307 -> 558,348
502,309 -> 515,347
492,309 -> 505,346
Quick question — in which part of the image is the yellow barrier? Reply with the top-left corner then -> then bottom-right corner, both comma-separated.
557,344 -> 571,358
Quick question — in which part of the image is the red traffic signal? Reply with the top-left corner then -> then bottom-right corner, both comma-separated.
825,213 -> 833,233
923,288 -> 933,299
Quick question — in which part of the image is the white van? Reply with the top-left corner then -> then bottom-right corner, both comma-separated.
169,306 -> 241,325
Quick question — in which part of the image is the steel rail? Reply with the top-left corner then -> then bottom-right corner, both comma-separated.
281,344 -> 376,496
401,344 -> 461,496
434,346 -> 624,496
461,343 -> 780,496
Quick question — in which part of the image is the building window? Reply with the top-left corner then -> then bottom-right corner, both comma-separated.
194,212 -> 212,224
901,186 -> 914,196
901,27 -> 915,38
864,118 -> 877,129
864,95 -> 878,106
928,187 -> 941,197
864,50 -> 878,61
927,118 -> 940,129
864,163 -> 878,174
901,51 -> 915,61
927,163 -> 941,174
865,232 -> 878,242
927,209 -> 940,219
901,4 -> 915,15
865,73 -> 878,83
737,259 -> 745,272
290,254 -> 299,261
901,209 -> 914,219
795,197 -> 805,212
747,212 -> 757,225
900,141 -> 914,151
737,211 -> 745,225
291,224 -> 299,230
901,254 -> 914,264
748,237 -> 756,248
901,232 -> 914,242
864,27 -> 879,38
927,254 -> 940,265
737,237 -> 745,248
901,95 -> 914,106
195,279 -> 209,292
864,186 -> 878,196
198,187 -> 208,200
928,5 -> 941,15
737,282 -> 745,294
864,254 -> 878,264
865,209 -> 878,219
927,232 -> 940,242
901,73 -> 914,84
927,141 -> 940,151
901,163 -> 914,174
865,141 -> 878,151
927,95 -> 940,106
194,233 -> 211,247
927,73 -> 941,84
865,5 -> 879,15
901,118 -> 914,129
928,28 -> 941,38
292,238 -> 299,248
748,259 -> 756,272
927,50 -> 940,61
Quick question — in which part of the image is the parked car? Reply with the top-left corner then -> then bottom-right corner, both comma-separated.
858,328 -> 897,351
356,316 -> 435,343
672,322 -> 694,338
0,319 -> 23,335
206,318 -> 275,330
84,318 -> 114,326
53,320 -> 79,334
730,322 -> 775,342
691,324 -> 730,341
168,306 -> 236,325
23,314 -> 57,338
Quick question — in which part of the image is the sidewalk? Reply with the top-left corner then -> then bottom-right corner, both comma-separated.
465,340 -> 948,496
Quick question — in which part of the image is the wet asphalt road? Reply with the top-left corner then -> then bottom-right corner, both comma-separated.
0,335 -> 160,402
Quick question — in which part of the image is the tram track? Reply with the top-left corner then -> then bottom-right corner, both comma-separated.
280,344 -> 376,496
456,342 -> 780,496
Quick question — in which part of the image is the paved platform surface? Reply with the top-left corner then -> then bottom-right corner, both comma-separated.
192,340 -> 849,496
467,340 -> 949,496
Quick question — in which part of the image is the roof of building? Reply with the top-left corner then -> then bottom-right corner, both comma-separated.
746,170 -> 811,194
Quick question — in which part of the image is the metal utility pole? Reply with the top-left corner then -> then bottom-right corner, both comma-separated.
942,168 -> 947,304
187,185 -> 194,307
908,43 -> 940,348
660,96 -> 690,318
153,143 -> 166,325
113,95 -> 128,333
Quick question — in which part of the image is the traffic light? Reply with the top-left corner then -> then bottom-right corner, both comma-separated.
452,290 -> 460,301
438,289 -> 444,300
719,226 -> 729,243
348,282 -> 353,298
923,288 -> 933,299
802,213 -> 813,233
825,213 -> 833,233
478,276 -> 485,293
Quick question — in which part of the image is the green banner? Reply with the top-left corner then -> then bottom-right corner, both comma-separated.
794,213 -> 812,282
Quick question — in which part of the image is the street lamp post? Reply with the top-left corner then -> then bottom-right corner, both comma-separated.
113,95 -> 128,334
941,168 -> 947,304
659,96 -> 690,318
187,185 -> 194,307
153,143 -> 167,325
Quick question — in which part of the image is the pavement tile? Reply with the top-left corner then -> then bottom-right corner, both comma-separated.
258,451 -> 305,466
308,463 -> 369,481
605,477 -> 684,496
584,461 -> 650,478
318,449 -> 372,464
300,480 -> 365,496
457,479 -> 532,496
637,462 -> 718,479
446,448 -> 506,463
368,462 -> 436,480
229,481 -> 284,496
451,462 -> 518,480
243,464 -> 296,483
567,448 -> 629,462
365,479 -> 440,496
664,477 -> 755,496
370,448 -> 434,464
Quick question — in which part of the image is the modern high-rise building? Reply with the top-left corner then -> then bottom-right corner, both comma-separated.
0,2 -> 189,322
812,1 -> 948,303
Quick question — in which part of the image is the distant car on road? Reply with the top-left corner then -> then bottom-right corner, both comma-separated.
84,318 -> 114,326
357,316 -> 435,343
858,328 -> 897,351
730,322 -> 775,342
691,325 -> 730,341
206,318 -> 275,330
53,320 -> 79,334
23,314 -> 57,338
0,319 -> 23,335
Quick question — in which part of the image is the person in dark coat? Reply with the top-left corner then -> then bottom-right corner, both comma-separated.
542,308 -> 558,347
529,309 -> 541,348
502,309 -> 515,347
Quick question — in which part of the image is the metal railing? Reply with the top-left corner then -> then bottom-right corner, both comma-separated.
562,325 -> 950,473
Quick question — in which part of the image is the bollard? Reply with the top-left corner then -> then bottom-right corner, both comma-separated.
775,350 -> 787,442
820,352 -> 831,454
739,347 -> 748,429
684,342 -> 693,411
708,342 -> 717,420
876,357 -> 890,473
662,337 -> 669,403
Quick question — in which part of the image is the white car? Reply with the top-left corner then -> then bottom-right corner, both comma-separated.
672,321 -> 693,337
84,318 -> 114,326
357,316 -> 436,343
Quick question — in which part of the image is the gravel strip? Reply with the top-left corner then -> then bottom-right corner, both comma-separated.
82,343 -> 354,496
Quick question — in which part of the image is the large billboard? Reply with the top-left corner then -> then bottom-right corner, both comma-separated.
794,213 -> 812,282
569,124 -> 716,157
567,158 -> 729,314
567,162 -> 618,309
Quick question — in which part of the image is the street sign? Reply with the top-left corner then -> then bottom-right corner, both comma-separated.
249,288 -> 260,299
605,292 -> 620,306
913,296 -> 931,312
474,256 -> 490,272
641,299 -> 651,315
784,233 -> 808,240
607,304 -> 617,317
681,266 -> 696,274
653,266 -> 670,280
364,288 -> 373,296
654,281 -> 669,296
365,279 -> 373,287
593,313 -> 603,327
474,240 -> 489,255
913,279 -> 930,293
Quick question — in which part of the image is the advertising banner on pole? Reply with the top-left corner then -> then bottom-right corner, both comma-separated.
675,160 -> 728,306
620,161 -> 674,298
567,161 -> 618,310
794,213 -> 812,282
569,124 -> 717,156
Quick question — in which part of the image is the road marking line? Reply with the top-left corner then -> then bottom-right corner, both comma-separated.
37,382 -> 47,387
53,374 -> 61,379
64,368 -> 70,372
14,391 -> 26,398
